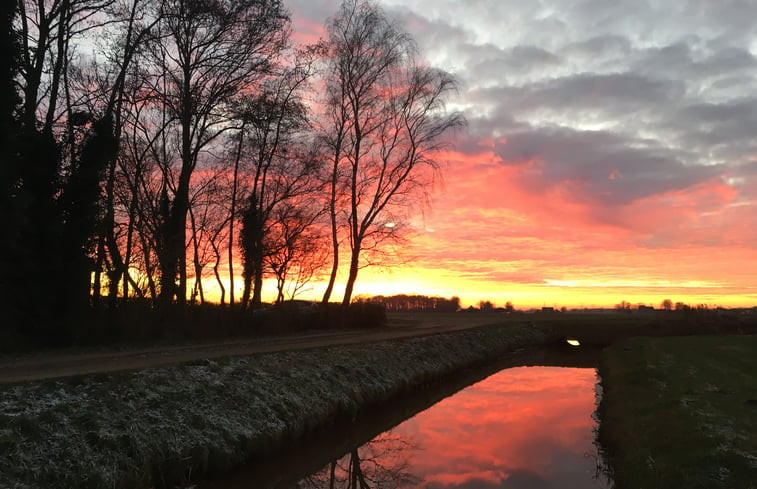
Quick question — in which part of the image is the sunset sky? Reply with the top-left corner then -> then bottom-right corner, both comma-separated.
283,0 -> 757,309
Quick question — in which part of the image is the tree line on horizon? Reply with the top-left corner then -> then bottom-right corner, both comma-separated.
354,294 -> 462,313
615,299 -> 719,312
0,0 -> 463,344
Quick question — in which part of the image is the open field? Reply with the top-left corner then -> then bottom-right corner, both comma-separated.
598,335 -> 757,488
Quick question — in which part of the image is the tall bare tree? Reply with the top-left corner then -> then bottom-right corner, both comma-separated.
320,0 -> 464,306
138,0 -> 288,305
89,0 -> 163,306
233,53 -> 318,309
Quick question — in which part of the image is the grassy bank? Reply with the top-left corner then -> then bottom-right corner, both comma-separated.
0,322 -> 553,489
598,335 -> 757,488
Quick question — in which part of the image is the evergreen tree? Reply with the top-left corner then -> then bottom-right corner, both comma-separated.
0,0 -> 21,341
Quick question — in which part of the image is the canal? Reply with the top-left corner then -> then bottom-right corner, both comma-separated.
208,350 -> 611,489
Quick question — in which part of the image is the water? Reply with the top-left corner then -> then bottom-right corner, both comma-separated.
210,365 -> 610,488
299,367 -> 609,489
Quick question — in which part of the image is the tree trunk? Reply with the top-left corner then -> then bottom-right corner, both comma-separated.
241,274 -> 252,308
211,239 -> 226,305
161,164 -> 192,305
252,257 -> 264,307
92,235 -> 105,305
322,139 -> 342,303
322,181 -> 339,303
341,244 -> 361,307
174,57 -> 194,306
189,205 -> 204,304
276,276 -> 284,303
228,127 -> 245,306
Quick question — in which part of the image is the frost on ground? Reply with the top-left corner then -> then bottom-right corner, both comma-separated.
0,323 -> 548,489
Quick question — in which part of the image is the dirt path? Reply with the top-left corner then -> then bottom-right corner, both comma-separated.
0,313 -> 505,384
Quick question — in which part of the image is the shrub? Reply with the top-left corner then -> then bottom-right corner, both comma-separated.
256,302 -> 387,332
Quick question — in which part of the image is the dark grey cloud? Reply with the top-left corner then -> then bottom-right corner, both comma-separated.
288,0 -> 757,242
485,72 -> 682,115
564,35 -> 633,60
664,98 -> 757,166
493,126 -> 720,206
631,43 -> 757,92
466,45 -> 563,83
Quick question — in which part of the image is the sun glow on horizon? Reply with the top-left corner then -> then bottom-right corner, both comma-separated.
192,261 -> 757,310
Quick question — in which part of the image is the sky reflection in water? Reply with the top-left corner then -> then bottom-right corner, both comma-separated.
300,367 -> 609,489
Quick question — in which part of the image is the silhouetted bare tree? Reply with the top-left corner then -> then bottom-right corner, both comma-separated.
319,0 -> 464,306
233,53 -> 320,309
139,0 -> 289,305
86,0 -> 164,306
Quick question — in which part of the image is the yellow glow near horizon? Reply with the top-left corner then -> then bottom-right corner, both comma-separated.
193,263 -> 757,310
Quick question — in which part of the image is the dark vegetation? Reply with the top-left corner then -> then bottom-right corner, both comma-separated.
0,301 -> 387,353
1,0 -> 462,350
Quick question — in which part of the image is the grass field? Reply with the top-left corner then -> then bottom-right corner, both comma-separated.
598,335 -> 757,489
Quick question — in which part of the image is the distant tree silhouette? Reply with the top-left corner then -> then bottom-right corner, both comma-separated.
240,192 -> 264,308
356,294 -> 460,312
661,299 -> 673,311
59,115 -> 118,312
318,0 -> 464,306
